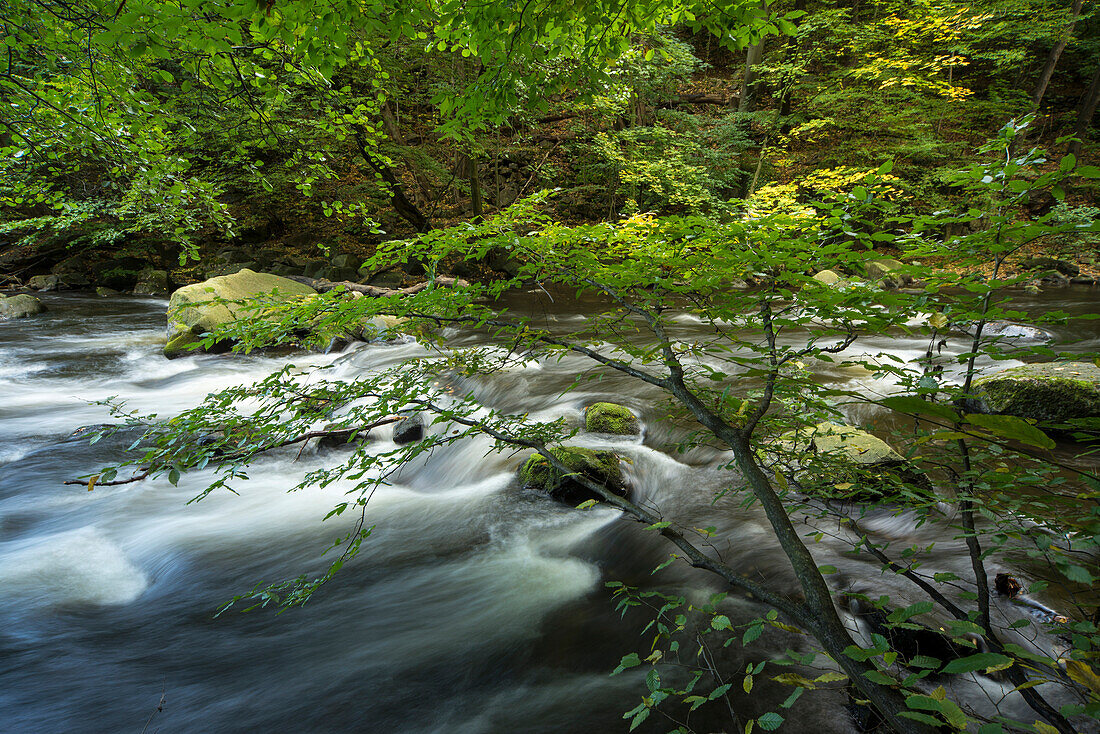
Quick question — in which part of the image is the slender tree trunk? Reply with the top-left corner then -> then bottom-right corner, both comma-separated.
738,37 -> 767,114
352,128 -> 432,233
380,101 -> 435,205
1032,0 -> 1085,108
1070,63 -> 1100,156
469,154 -> 483,219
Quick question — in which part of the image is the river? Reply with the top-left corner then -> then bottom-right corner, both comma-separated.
0,287 -> 1097,733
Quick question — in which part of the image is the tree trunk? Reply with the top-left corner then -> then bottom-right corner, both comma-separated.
380,101 -> 435,206
353,128 -> 432,233
1070,63 -> 1100,156
469,154 -> 483,218
738,37 -> 766,114
1032,0 -> 1085,108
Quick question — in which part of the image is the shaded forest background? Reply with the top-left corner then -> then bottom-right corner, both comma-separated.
1,0 -> 1098,290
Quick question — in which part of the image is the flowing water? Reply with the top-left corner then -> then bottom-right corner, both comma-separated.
0,288 -> 1098,733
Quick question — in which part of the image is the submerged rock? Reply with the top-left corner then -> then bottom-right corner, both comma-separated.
968,361 -> 1100,423
966,320 -> 1055,343
163,268 -> 317,358
584,402 -> 640,435
0,294 -> 46,319
518,447 -> 627,505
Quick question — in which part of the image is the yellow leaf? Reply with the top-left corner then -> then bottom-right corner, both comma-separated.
814,671 -> 849,683
87,475 -> 99,492
1065,660 -> 1100,698
834,482 -> 853,491
1034,721 -> 1060,734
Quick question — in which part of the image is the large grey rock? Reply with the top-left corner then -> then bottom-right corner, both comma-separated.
331,253 -> 361,269
164,269 -> 317,358
969,361 -> 1100,423
966,321 -> 1055,343
133,269 -> 170,296
27,274 -> 60,292
0,294 -> 46,319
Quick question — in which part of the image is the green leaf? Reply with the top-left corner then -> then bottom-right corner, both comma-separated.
887,602 -> 934,623
963,413 -> 1055,449
881,396 -> 960,423
940,653 -> 1013,675
757,712 -> 785,731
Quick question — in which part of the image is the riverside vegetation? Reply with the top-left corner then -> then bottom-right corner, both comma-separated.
3,1 -> 1100,733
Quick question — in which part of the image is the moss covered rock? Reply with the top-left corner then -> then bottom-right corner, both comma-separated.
812,269 -> 843,285
133,269 -> 170,296
584,402 -> 640,435
781,423 -> 930,501
518,447 -> 627,505
969,361 -> 1100,423
0,294 -> 46,319
865,258 -> 911,289
164,269 -> 316,358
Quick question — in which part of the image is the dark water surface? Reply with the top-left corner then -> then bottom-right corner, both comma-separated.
0,287 -> 1097,733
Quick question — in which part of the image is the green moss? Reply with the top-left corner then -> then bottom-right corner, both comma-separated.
518,447 -> 626,504
584,402 -> 640,435
972,362 -> 1100,423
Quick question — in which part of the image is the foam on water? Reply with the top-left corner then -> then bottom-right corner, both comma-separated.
0,526 -> 147,606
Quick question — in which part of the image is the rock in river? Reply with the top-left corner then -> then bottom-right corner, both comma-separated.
163,269 -> 317,358
518,447 -> 628,505
968,361 -> 1100,423
584,402 -> 640,435
0,294 -> 46,319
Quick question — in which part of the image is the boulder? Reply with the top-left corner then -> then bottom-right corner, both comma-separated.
392,414 -> 425,445
59,273 -> 90,288
0,294 -> 46,319
96,287 -> 121,297
366,270 -> 405,289
864,259 -> 911,289
812,269 -> 843,285
781,423 -> 930,501
584,402 -> 640,435
27,274 -> 60,292
965,320 -> 1054,343
163,269 -> 317,358
1018,257 -> 1079,278
518,447 -> 627,505
133,269 -> 170,296
968,361 -> 1100,423
331,253 -> 361,269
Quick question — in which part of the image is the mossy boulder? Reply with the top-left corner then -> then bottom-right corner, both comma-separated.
133,269 -> 170,296
865,259 -> 911,289
1018,257 -> 1079,277
781,423 -> 930,501
164,269 -> 317,358
518,447 -> 627,505
968,361 -> 1100,423
0,294 -> 46,319
812,269 -> 843,285
584,402 -> 640,435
